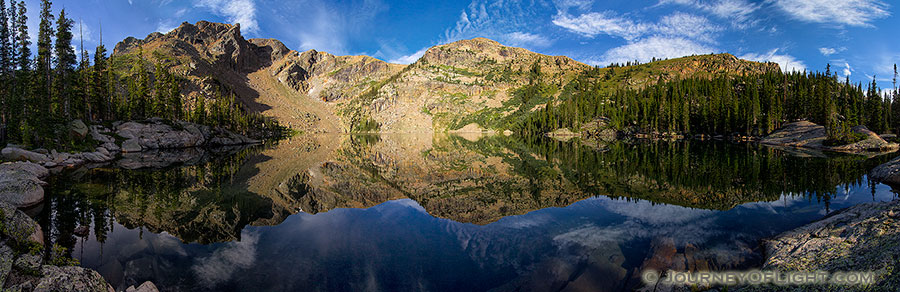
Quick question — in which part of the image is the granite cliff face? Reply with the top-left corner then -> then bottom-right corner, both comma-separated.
113,21 -> 780,134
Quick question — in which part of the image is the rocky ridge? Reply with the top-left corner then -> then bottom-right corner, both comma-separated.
112,21 -> 780,134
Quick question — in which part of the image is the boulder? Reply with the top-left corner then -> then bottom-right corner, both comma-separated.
69,119 -> 89,138
0,245 -> 14,285
32,265 -> 115,292
757,200 -> 900,290
101,142 -> 121,153
89,126 -> 115,144
81,152 -> 112,163
0,169 -> 45,208
0,201 -> 44,246
0,162 -> 49,178
869,156 -> 900,186
15,253 -> 42,274
761,121 -> 899,153
122,139 -> 142,153
125,281 -> 160,292
1,147 -> 50,163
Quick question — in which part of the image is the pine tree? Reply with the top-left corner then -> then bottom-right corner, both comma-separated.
35,0 -> 53,138
13,0 -> 25,72
0,0 -> 10,74
8,0 -> 28,143
92,25 -> 109,121
76,20 -> 90,121
53,9 -> 76,120
0,0 -> 9,141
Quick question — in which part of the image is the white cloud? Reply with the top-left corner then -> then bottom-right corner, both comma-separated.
503,32 -> 552,47
843,62 -> 853,77
552,11 -> 652,41
73,20 -> 93,43
192,230 -> 258,288
388,47 -> 428,64
657,12 -> 722,43
774,0 -> 890,27
156,19 -> 179,33
819,47 -> 837,56
195,0 -> 259,33
740,49 -> 807,72
658,0 -> 759,25
443,0 -> 552,45
553,10 -> 721,43
294,4 -> 345,53
596,36 -> 716,66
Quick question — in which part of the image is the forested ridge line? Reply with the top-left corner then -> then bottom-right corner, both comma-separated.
515,63 -> 900,145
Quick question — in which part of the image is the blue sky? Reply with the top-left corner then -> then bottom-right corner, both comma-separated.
21,0 -> 900,88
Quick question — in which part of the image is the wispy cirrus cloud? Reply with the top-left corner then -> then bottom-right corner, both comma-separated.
195,0 -> 259,33
819,47 -> 847,56
551,11 -> 653,41
740,49 -> 807,72
594,36 -> 716,66
658,0 -> 760,25
387,47 -> 428,64
552,8 -> 722,65
503,32 -> 553,48
773,0 -> 890,27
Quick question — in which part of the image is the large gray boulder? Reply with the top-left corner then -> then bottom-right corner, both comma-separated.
32,265 -> 115,292
0,162 -> 49,178
122,139 -> 143,153
869,156 -> 900,186
0,201 -> 44,246
69,119 -> 89,138
0,169 -> 45,208
1,147 -> 50,163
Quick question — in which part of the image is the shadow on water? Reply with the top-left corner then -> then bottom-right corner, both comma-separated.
38,134 -> 900,291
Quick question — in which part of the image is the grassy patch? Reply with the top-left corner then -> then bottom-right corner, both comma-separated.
823,132 -> 868,146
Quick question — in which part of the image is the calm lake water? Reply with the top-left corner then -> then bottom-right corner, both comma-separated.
37,134 -> 900,291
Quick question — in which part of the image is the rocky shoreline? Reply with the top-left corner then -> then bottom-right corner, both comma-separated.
0,161 -> 159,291
0,119 -> 261,291
759,121 -> 899,154
2,118 -> 260,170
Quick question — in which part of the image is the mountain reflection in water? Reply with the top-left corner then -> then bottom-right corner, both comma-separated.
39,134 -> 899,291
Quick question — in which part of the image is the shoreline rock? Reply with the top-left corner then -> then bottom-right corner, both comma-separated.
751,199 -> 900,291
0,162 -> 160,291
760,121 -> 899,154
2,118 -> 261,170
869,156 -> 900,186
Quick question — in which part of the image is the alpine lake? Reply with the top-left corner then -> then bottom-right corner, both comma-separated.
33,133 -> 900,291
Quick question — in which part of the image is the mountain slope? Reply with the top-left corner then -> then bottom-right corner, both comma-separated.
112,21 -> 780,133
